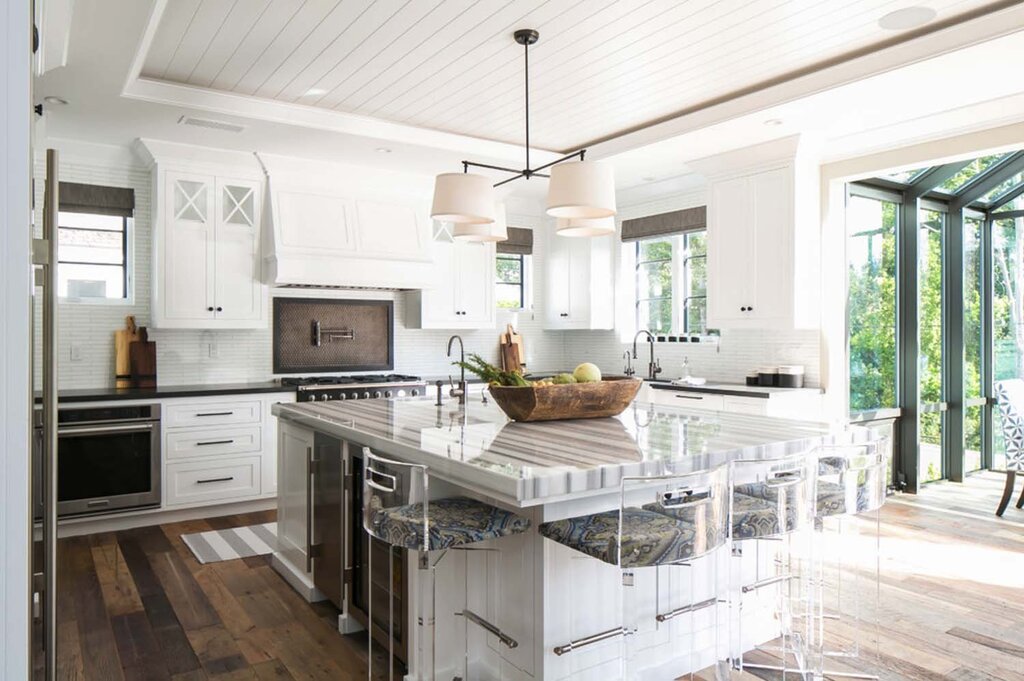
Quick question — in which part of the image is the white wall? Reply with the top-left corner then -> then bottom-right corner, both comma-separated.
1,0 -> 33,676
34,144 -> 569,388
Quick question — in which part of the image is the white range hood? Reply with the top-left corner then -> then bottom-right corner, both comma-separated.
257,152 -> 435,290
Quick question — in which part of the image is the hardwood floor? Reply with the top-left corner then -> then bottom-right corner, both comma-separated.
42,472 -> 1024,681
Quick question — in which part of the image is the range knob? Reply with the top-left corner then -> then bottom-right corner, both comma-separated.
362,391 -> 371,400
373,390 -> 383,399
320,393 -> 330,401
307,394 -> 317,401
384,390 -> 393,398
410,389 -> 420,397
338,393 -> 347,400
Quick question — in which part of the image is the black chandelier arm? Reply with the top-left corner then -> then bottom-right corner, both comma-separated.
463,160 -> 524,175
529,149 -> 586,174
493,171 -> 529,188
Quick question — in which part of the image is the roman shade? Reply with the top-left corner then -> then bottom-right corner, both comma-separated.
620,206 -> 706,242
497,227 -> 533,255
59,182 -> 135,217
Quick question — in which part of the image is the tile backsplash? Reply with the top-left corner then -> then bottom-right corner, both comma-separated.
35,149 -> 820,390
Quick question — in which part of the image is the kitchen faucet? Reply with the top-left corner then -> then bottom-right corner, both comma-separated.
632,330 -> 662,381
622,350 -> 635,377
447,335 -> 467,405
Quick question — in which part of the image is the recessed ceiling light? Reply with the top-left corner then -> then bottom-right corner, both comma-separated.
303,87 -> 327,97
764,118 -> 783,127
43,96 -> 68,105
878,6 -> 937,30
375,147 -> 392,154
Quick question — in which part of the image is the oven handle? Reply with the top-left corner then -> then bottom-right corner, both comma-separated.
57,422 -> 157,436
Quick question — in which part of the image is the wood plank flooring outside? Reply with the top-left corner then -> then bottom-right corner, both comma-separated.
40,471 -> 1024,681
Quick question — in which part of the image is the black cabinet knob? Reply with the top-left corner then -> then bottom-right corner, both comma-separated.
748,306 -> 753,312
740,306 -> 747,312
207,306 -> 214,312
216,306 -> 223,312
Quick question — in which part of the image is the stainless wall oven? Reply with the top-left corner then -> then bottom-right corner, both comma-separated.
33,403 -> 162,518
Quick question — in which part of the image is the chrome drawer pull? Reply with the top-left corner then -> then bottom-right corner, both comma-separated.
196,476 -> 234,484
195,411 -> 233,417
674,394 -> 703,400
196,439 -> 234,447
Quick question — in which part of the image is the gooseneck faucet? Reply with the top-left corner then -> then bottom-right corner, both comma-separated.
446,334 -> 467,405
632,330 -> 662,381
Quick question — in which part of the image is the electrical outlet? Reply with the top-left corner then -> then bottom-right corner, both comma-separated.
69,344 -> 82,361
207,342 -> 219,359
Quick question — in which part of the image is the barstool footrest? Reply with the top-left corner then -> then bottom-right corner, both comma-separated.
655,596 -> 718,622
741,572 -> 794,593
457,609 -> 519,649
553,626 -> 627,656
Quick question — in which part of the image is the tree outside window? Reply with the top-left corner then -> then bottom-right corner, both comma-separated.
496,253 -> 525,309
634,232 -> 707,335
58,211 -> 129,300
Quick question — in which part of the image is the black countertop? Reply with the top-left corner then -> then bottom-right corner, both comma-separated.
646,380 -> 822,400
37,381 -> 293,404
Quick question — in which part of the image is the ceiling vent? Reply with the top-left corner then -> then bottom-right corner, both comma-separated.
177,115 -> 245,133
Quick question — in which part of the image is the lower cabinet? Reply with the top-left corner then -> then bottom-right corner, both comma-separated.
165,456 -> 261,506
646,386 -> 822,420
277,420 -> 315,579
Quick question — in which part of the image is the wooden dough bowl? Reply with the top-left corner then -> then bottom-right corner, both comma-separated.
488,376 -> 642,422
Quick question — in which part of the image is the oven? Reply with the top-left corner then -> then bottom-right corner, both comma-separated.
33,404 -> 162,518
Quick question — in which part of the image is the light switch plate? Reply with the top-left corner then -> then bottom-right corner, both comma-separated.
69,344 -> 82,361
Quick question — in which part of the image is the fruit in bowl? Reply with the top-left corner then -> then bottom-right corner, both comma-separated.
453,355 -> 640,421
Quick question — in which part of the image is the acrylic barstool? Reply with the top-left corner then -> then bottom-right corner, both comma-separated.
727,451 -> 819,677
362,447 -> 531,681
539,465 -> 731,681
808,439 -> 888,680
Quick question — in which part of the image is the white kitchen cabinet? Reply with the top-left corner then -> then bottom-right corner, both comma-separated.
543,229 -> 614,330
696,136 -> 820,330
277,420 -> 315,580
137,140 -> 267,329
405,237 -> 495,329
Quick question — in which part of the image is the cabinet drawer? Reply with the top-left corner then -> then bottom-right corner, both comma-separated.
722,396 -> 768,416
166,456 -> 261,506
166,425 -> 262,461
165,400 -> 262,428
651,389 -> 724,411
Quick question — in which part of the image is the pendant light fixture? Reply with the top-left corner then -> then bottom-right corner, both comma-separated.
453,202 -> 508,242
431,29 -> 616,239
555,215 -> 615,237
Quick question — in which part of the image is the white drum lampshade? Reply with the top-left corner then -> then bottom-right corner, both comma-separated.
454,203 -> 508,242
431,173 -> 496,224
546,161 -> 616,219
556,215 -> 615,237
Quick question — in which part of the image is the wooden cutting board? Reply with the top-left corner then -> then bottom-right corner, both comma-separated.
114,315 -> 140,388
500,323 -> 526,371
129,327 -> 157,388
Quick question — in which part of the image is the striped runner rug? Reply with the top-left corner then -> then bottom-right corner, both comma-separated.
181,522 -> 277,564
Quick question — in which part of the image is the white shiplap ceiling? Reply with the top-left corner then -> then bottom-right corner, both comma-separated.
141,0 -> 1007,152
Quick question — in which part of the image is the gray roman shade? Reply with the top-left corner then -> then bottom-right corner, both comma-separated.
497,227 -> 533,255
620,206 -> 706,242
59,182 -> 135,217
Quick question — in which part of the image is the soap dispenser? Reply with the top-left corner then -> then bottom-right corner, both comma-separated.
681,356 -> 690,380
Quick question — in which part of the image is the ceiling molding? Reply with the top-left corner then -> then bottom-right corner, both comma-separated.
586,1 -> 1024,160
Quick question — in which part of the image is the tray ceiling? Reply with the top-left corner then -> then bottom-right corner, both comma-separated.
140,0 -> 1005,152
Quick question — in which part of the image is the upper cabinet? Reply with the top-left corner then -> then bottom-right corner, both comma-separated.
542,227 -> 614,330
405,226 -> 495,330
137,140 -> 267,329
693,135 -> 821,330
258,153 -> 433,290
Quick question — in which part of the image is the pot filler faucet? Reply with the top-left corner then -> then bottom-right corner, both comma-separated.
632,330 -> 662,381
447,335 -> 468,405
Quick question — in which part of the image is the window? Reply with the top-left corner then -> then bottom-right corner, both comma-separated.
58,210 -> 130,300
496,253 -> 525,309
846,192 -> 898,412
634,231 -> 707,335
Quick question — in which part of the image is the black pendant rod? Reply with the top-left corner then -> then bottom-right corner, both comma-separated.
456,28 -> 588,189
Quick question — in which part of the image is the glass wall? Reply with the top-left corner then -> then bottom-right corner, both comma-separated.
992,215 -> 1024,471
918,209 -> 945,483
847,194 -> 898,412
963,216 -> 984,472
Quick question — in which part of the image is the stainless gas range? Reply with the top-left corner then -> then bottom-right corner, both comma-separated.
283,374 -> 427,403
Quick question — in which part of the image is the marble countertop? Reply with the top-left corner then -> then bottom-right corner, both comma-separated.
274,397 -> 849,506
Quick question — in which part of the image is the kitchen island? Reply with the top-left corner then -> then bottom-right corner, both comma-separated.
271,397 -> 859,681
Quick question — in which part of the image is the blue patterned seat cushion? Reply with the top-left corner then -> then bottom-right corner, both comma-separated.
731,493 -> 800,539
736,480 -> 874,517
538,509 -> 698,568
368,496 -> 531,551
639,500 -> 726,553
